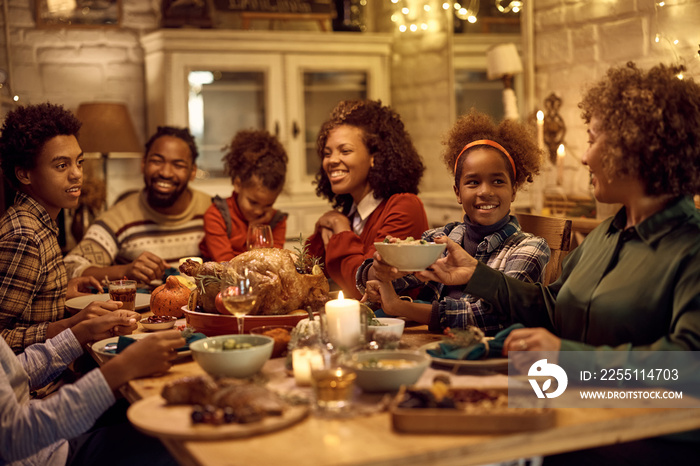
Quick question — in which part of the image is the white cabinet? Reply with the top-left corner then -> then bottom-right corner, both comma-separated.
140,29 -> 392,241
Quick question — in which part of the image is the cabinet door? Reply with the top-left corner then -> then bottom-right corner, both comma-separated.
170,52 -> 285,177
284,54 -> 390,194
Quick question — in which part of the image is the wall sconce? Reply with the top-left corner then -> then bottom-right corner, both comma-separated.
542,93 -> 566,164
486,43 -> 523,121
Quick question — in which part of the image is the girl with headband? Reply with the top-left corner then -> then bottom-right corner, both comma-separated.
357,109 -> 548,335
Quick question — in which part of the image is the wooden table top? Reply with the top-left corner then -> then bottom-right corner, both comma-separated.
115,318 -> 700,466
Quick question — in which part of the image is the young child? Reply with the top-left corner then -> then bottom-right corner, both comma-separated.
359,110 -> 550,335
199,129 -> 288,261
0,103 -> 120,354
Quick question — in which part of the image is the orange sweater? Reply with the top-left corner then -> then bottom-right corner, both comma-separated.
199,192 -> 286,261
306,193 -> 429,299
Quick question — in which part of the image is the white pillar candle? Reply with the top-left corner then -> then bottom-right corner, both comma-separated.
536,110 -> 545,152
556,144 -> 566,186
292,348 -> 324,386
325,291 -> 361,349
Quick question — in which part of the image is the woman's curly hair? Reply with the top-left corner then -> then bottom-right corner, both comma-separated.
442,109 -> 542,191
313,100 -> 425,213
0,103 -> 81,190
222,129 -> 288,191
578,62 -> 700,196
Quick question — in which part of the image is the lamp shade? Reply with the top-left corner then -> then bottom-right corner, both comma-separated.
75,102 -> 142,153
486,43 -> 523,80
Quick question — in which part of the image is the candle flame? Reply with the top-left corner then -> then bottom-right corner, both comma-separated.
557,144 -> 566,158
537,110 -> 544,122
338,291 -> 344,300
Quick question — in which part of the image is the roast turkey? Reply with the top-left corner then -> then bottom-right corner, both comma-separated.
180,248 -> 329,316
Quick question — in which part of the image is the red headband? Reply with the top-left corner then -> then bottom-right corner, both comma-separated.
454,139 -> 516,179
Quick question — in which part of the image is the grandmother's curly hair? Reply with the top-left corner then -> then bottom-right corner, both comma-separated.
442,109 -> 542,191
0,102 -> 81,190
578,62 -> 700,196
314,100 -> 425,213
223,129 -> 288,191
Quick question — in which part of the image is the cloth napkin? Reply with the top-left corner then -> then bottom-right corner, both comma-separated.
107,332 -> 206,354
426,323 -> 525,360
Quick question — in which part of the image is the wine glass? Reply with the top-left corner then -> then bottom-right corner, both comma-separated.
220,273 -> 258,335
246,224 -> 273,250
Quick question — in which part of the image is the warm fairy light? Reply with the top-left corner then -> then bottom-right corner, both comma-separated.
454,2 -> 461,9
410,23 -> 418,31
399,24 -> 407,32
658,1 -> 665,6
391,0 -> 399,3
12,95 -> 19,102
391,14 -> 398,22
467,15 -> 477,23
673,39 -> 679,45
424,4 -> 431,11
421,23 -> 428,30
443,2 -> 450,9
401,7 -> 409,14
655,34 -> 660,43
677,72 -> 684,80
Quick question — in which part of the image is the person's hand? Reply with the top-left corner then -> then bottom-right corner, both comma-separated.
100,331 -> 186,390
369,251 -> 409,282
124,251 -> 169,283
414,236 -> 478,285
71,310 -> 140,346
66,276 -> 103,300
503,327 -> 562,354
67,299 -> 123,327
362,280 -> 401,316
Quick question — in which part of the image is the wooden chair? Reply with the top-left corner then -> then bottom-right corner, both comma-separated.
515,213 -> 572,286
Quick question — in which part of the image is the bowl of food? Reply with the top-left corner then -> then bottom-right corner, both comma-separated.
367,317 -> 405,349
249,325 -> 294,358
140,315 -> 177,331
374,237 -> 446,272
189,334 -> 274,378
346,349 -> 430,392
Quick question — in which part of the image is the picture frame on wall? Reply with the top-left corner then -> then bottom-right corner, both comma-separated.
36,0 -> 121,28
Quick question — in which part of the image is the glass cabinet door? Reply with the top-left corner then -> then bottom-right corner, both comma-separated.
284,54 -> 388,194
188,70 -> 267,177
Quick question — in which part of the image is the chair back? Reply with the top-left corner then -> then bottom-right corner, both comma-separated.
515,213 -> 572,285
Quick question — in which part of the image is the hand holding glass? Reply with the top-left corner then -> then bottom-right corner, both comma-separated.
247,224 -> 273,250
220,277 -> 257,334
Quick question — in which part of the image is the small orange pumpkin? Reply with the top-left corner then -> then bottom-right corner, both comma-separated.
150,276 -> 191,318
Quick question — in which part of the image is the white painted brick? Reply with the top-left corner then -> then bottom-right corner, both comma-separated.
535,6 -> 566,31
41,63 -> 105,94
599,18 -> 647,62
536,30 -> 572,66
565,0 -> 638,25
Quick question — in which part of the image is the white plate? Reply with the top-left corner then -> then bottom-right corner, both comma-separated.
419,342 -> 509,372
66,293 -> 151,312
91,333 -> 191,361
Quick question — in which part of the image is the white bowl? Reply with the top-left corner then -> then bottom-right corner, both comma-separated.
140,316 -> 177,331
373,242 -> 446,271
347,349 -> 430,392
189,334 -> 274,378
368,317 -> 405,339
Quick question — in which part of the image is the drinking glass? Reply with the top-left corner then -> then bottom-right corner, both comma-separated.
246,224 -> 273,250
220,274 -> 258,334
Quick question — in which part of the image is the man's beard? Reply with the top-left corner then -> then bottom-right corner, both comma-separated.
146,178 -> 188,208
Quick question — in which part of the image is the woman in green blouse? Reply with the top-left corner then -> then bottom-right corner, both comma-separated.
418,62 -> 700,463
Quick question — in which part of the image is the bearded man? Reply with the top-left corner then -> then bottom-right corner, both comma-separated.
65,126 -> 211,283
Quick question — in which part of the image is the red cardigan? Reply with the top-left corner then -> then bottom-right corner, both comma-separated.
306,193 -> 429,299
199,192 -> 287,261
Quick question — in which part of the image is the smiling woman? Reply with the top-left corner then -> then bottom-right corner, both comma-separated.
305,99 -> 429,299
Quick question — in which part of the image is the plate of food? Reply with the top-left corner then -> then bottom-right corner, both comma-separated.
391,380 -> 554,433
419,341 -> 509,372
90,333 -> 192,362
374,236 -> 446,271
127,375 -> 309,440
418,326 -> 509,372
66,293 -> 151,312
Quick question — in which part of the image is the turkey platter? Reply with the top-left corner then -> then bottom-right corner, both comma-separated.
180,248 -> 329,316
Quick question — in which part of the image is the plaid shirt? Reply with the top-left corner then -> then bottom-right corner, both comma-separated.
357,216 -> 550,335
0,193 -> 68,353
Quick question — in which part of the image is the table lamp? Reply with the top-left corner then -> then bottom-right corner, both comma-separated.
486,43 -> 523,121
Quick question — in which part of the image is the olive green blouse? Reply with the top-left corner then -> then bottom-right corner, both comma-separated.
465,196 -> 700,351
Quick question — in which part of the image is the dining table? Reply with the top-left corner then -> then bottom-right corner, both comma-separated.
95,312 -> 700,466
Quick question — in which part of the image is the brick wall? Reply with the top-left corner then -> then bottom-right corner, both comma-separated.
532,0 -> 700,199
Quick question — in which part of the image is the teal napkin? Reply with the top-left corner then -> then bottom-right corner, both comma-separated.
427,323 -> 525,360
108,332 -> 206,354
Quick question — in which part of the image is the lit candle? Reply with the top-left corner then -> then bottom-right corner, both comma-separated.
292,347 -> 324,386
325,291 -> 361,349
536,110 -> 545,152
556,144 -> 566,185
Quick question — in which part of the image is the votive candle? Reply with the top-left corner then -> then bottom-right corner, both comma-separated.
292,347 -> 324,386
325,291 -> 361,349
